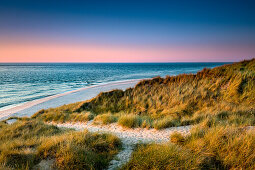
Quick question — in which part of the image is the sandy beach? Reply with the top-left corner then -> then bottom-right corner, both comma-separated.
0,79 -> 141,121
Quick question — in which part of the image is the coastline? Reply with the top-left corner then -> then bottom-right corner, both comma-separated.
0,79 -> 141,121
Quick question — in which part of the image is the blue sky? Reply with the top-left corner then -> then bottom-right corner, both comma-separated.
0,0 -> 254,62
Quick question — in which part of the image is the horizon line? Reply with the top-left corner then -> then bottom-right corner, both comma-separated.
0,61 -> 234,64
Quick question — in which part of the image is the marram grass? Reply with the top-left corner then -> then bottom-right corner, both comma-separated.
33,59 -> 255,129
123,124 -> 255,170
0,120 -> 121,170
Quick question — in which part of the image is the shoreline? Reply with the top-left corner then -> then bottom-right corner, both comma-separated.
0,79 -> 142,121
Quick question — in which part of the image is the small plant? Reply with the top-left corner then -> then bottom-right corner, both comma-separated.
94,113 -> 117,124
141,119 -> 152,129
216,111 -> 229,120
118,114 -> 141,128
70,112 -> 94,122
153,117 -> 180,129
170,132 -> 185,145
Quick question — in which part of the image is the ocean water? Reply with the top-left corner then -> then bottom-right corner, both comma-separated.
0,62 -> 229,111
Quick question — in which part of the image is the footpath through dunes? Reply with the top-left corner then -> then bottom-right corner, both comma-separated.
50,121 -> 191,170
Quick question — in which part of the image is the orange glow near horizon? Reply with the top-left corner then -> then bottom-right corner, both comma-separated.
0,42 -> 254,62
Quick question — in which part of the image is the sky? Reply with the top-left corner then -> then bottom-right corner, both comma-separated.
0,0 -> 255,62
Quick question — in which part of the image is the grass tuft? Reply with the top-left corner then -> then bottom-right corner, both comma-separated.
153,117 -> 180,129
0,120 -> 121,169
118,114 -> 141,128
93,113 -> 118,125
170,132 -> 185,145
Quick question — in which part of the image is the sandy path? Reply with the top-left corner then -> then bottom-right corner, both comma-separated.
0,79 -> 140,121
51,121 -> 191,169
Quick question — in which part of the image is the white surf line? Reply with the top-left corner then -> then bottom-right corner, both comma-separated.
0,79 -> 142,120
50,121 -> 191,169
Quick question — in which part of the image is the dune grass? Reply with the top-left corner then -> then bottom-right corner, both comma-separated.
32,59 -> 255,129
170,132 -> 185,145
77,59 -> 255,119
121,144 -> 198,170
37,130 -> 121,170
118,114 -> 141,128
0,120 -> 64,169
93,113 -> 118,125
0,120 -> 121,169
117,114 -> 153,128
153,116 -> 181,129
32,106 -> 95,123
124,124 -> 255,169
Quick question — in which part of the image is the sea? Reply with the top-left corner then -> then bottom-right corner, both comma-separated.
0,62 -> 230,111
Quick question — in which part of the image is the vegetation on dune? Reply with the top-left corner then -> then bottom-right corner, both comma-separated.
33,59 -> 255,129
123,124 -> 255,170
122,143 -> 198,170
0,120 -> 121,170
93,113 -> 118,125
118,114 -> 153,128
32,105 -> 95,123
77,59 -> 255,118
0,120 -> 63,169
118,114 -> 141,128
37,130 -> 121,170
1,59 -> 255,169
0,121 -> 7,129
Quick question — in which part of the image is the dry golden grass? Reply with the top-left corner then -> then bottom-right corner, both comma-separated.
93,113 -> 118,124
76,59 -> 255,120
124,124 -> 255,169
0,120 -> 121,169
